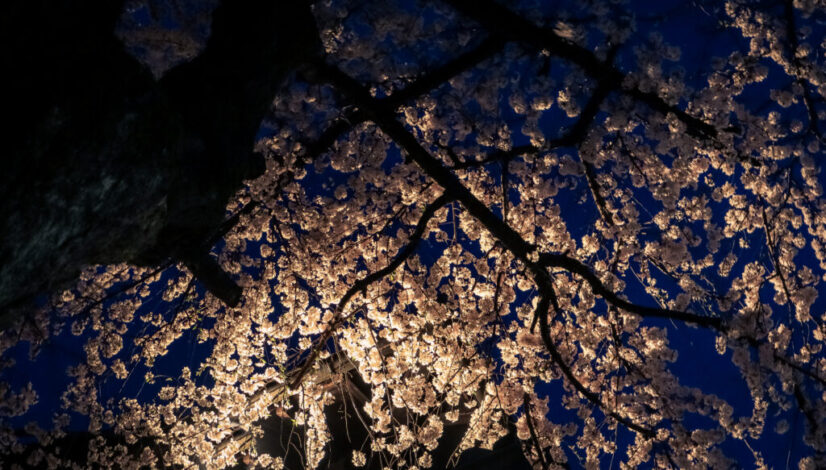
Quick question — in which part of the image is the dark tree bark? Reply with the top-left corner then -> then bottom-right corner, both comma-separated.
0,0 -> 320,324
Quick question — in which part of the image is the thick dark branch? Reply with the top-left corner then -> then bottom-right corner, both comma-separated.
202,200 -> 260,250
179,201 -> 260,308
212,193 -> 454,453
181,252 -> 241,307
301,35 -> 505,162
737,335 -> 826,387
319,62 -> 724,333
762,207 -> 796,319
583,162 -> 614,226
537,253 -> 723,329
501,159 -> 510,222
316,63 -> 536,259
450,145 -> 538,169
302,112 -> 369,163
383,35 -> 505,109
779,354 -> 826,387
552,79 -> 613,147
793,385 -> 822,446
440,0 -> 720,140
563,79 -> 616,225
318,63 -> 706,439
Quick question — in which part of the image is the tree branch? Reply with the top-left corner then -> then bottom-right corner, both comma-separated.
289,192 -> 453,388
209,192 -> 453,457
180,252 -> 241,307
783,0 -> 822,139
318,62 -> 724,333
523,393 -> 551,470
299,35 -> 505,163
533,284 -> 655,437
537,253 -> 723,329
439,0 -> 721,140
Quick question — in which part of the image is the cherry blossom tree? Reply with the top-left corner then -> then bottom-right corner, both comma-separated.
2,0 -> 826,469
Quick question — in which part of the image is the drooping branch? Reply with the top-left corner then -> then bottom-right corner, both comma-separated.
537,253 -> 724,329
522,393 -> 551,470
290,192 -> 453,387
65,264 -> 171,323
761,207 -> 796,320
533,285 -> 655,437
583,162 -> 614,226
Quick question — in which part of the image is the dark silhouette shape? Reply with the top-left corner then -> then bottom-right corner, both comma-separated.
0,0 -> 321,325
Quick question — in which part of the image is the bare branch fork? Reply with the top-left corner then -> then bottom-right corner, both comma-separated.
535,254 -> 723,329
